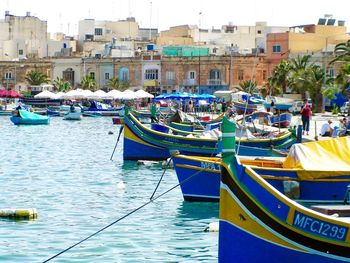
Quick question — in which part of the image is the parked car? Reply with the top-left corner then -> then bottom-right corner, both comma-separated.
289,99 -> 312,114
340,102 -> 349,114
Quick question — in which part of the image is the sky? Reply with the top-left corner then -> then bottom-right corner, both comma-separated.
1,0 -> 349,36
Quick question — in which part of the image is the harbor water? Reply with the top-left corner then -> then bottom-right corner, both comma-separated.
0,116 -> 218,262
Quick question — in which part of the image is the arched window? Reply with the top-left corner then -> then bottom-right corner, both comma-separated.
210,69 -> 221,80
118,67 -> 129,82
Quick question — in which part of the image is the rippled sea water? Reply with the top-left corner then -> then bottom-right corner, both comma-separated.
0,116 -> 218,262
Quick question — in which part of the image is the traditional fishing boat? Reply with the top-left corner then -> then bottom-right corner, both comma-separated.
63,111 -> 82,120
173,135 -> 350,201
270,112 -> 293,128
219,117 -> 350,262
10,110 -> 49,125
122,112 -> 298,160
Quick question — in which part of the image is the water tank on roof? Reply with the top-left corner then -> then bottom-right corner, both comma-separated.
147,44 -> 155,51
26,12 -> 31,17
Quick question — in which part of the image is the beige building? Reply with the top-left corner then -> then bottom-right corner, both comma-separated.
78,17 -> 139,52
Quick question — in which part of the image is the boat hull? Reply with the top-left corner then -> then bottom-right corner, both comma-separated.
123,113 -> 296,161
173,155 -> 350,202
10,116 -> 49,125
270,113 -> 293,128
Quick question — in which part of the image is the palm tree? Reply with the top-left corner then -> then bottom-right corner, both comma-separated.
53,76 -> 70,92
81,75 -> 97,91
106,77 -> 129,91
25,70 -> 49,86
288,55 -> 312,93
238,80 -> 258,94
330,40 -> 350,64
268,60 -> 291,93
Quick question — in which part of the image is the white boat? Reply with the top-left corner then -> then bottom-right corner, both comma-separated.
63,111 -> 82,120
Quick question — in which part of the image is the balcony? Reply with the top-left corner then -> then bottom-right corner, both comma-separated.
143,79 -> 158,87
207,79 -> 225,85
183,79 -> 197,86
164,79 -> 176,86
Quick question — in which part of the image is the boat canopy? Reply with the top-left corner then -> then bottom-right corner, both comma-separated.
19,110 -> 48,120
283,137 -> 350,179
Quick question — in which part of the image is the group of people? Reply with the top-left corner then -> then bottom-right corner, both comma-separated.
300,98 -> 350,137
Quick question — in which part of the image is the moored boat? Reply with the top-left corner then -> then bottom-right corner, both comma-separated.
173,135 -> 350,202
122,112 -> 297,160
270,112 -> 293,128
219,117 -> 350,262
10,110 -> 49,125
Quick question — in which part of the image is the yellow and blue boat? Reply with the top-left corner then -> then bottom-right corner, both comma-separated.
173,136 -> 350,202
123,112 -> 297,160
219,117 -> 350,262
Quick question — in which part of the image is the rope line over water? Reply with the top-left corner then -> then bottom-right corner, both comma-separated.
42,159 -> 208,262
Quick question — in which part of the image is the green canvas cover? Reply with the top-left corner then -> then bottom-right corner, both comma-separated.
19,110 -> 48,120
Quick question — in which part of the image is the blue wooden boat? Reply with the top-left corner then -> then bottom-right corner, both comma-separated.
173,140 -> 350,202
219,117 -> 350,262
10,110 -> 49,125
123,112 -> 297,160
270,112 -> 293,128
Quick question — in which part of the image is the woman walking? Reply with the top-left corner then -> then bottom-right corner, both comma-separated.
300,99 -> 312,135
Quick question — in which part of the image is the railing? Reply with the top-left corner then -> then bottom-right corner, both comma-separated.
183,79 -> 197,86
207,79 -> 225,85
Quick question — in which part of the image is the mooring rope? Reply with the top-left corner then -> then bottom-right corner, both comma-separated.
42,154 -> 215,262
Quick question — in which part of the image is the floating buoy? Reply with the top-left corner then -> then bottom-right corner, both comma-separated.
116,181 -> 126,190
108,131 -> 114,135
204,221 -> 219,232
0,208 -> 37,220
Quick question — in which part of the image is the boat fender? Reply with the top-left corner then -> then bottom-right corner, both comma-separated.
0,208 -> 37,220
204,221 -> 219,232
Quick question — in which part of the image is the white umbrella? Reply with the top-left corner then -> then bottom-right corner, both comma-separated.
106,89 -> 122,99
34,90 -> 56,99
62,89 -> 84,99
80,89 -> 94,99
135,89 -> 154,99
88,89 -> 107,100
52,91 -> 66,99
120,89 -> 137,100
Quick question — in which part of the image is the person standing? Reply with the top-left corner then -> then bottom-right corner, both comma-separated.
300,99 -> 312,136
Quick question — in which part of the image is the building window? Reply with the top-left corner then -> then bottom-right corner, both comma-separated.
90,72 -> 95,80
95,28 -> 103,36
145,69 -> 158,80
118,67 -> 130,82
105,72 -> 110,80
18,49 -> 23,55
262,70 -> 267,80
272,45 -> 281,53
257,30 -> 262,34
5,72 -> 12,79
238,70 -> 244,81
166,71 -> 175,81
328,68 -> 334,77
189,71 -> 196,79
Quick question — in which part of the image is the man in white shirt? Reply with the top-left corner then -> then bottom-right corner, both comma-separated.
320,120 -> 333,136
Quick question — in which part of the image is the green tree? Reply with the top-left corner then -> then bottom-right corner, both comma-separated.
238,80 -> 258,94
288,55 -> 312,93
106,77 -> 129,91
330,40 -> 350,64
268,60 -> 291,93
53,76 -> 71,92
25,70 -> 49,86
81,75 -> 97,91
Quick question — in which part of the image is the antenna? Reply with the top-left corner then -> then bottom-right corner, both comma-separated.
59,13 -> 63,32
149,1 -> 152,41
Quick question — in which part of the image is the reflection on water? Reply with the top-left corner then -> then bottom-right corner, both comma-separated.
0,116 -> 218,262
